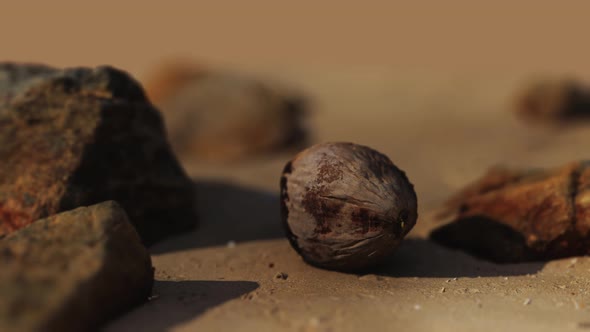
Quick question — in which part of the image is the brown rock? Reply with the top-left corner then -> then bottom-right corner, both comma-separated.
143,60 -> 207,105
146,63 -> 308,161
431,161 -> 590,263
513,78 -> 590,123
0,63 -> 196,245
0,201 -> 153,332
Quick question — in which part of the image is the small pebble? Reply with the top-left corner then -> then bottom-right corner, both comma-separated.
148,294 -> 160,301
268,263 -> 275,268
275,272 -> 288,280
523,298 -> 532,306
439,287 -> 446,293
413,304 -> 422,311
227,241 -> 236,249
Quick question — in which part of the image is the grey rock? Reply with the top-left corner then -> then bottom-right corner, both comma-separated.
0,201 -> 154,332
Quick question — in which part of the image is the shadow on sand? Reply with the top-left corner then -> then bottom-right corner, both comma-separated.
106,280 -> 259,332
372,238 -> 545,278
151,180 -> 284,254
151,180 -> 545,278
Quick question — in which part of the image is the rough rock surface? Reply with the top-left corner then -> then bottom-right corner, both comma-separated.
146,64 -> 308,161
0,201 -> 154,332
513,78 -> 590,123
0,62 -> 196,245
431,161 -> 590,263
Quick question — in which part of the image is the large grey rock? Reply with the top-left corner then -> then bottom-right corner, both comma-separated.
0,201 -> 154,332
0,62 -> 197,245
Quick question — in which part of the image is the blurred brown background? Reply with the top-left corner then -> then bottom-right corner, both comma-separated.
2,1 -> 590,79
4,3 -> 590,331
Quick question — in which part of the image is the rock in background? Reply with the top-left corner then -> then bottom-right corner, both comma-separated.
145,61 -> 309,161
0,201 -> 153,332
512,77 -> 590,124
142,60 -> 207,105
0,63 -> 197,245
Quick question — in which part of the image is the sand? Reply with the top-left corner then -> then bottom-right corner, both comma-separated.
103,71 -> 590,331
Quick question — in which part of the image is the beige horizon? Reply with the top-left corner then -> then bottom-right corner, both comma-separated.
1,1 -> 589,79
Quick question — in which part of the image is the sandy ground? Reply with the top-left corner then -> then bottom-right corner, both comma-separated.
3,2 -> 590,331
100,70 -> 590,332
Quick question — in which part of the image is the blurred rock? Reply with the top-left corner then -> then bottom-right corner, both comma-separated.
0,201 -> 153,332
431,161 -> 590,263
513,78 -> 590,123
143,60 -> 207,105
0,63 -> 196,245
145,62 -> 309,161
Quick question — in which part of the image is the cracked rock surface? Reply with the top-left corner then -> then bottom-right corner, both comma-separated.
431,161 -> 590,263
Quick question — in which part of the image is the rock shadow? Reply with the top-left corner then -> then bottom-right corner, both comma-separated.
371,238 -> 545,278
150,180 -> 284,254
106,280 -> 259,332
430,216 -> 546,263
